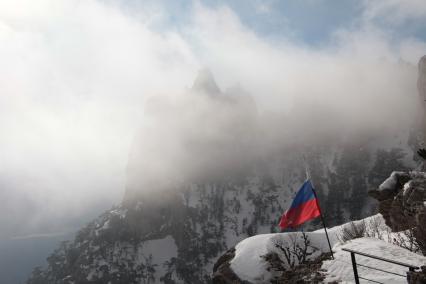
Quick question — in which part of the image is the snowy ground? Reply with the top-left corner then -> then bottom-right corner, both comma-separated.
323,237 -> 424,283
230,215 -> 426,283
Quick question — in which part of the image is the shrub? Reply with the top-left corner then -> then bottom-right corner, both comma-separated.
337,221 -> 366,243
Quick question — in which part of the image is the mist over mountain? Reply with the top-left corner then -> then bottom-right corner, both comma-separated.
27,62 -> 425,282
1,0 -> 424,241
125,69 -> 258,202
1,0 -> 426,283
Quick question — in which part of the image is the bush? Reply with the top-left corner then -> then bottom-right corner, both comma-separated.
337,221 -> 366,243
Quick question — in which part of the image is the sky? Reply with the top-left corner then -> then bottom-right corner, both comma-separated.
0,0 -> 426,242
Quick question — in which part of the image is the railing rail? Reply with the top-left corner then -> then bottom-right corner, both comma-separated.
341,247 -> 420,284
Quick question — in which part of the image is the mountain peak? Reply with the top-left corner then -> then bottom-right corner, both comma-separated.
191,68 -> 221,95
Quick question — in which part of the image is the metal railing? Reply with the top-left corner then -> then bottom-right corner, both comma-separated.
341,248 -> 420,284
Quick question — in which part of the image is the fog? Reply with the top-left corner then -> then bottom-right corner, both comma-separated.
0,0 -> 425,239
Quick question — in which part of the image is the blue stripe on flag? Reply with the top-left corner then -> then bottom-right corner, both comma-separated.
290,180 -> 316,208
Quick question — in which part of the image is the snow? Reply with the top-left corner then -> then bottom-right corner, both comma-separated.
323,238 -> 425,283
101,220 -> 110,230
230,214 -> 426,284
378,171 -> 401,192
379,171 -> 426,193
231,234 -> 274,282
110,208 -> 127,218
403,181 -> 412,194
230,230 -> 340,283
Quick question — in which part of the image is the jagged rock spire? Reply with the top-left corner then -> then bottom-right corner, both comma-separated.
191,68 -> 222,95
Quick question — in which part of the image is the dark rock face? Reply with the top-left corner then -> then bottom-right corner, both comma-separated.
212,248 -> 250,284
368,171 -> 426,255
368,171 -> 426,284
368,171 -> 412,231
407,266 -> 426,284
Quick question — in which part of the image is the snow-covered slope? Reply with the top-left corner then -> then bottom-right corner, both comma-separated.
227,215 -> 426,283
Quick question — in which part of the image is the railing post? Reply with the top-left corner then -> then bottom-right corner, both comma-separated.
342,247 -> 419,283
350,252 -> 360,284
407,267 -> 415,283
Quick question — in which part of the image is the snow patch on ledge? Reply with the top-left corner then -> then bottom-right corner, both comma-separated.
230,227 -> 340,283
323,237 -> 426,283
230,233 -> 274,283
378,171 -> 402,192
229,215 -> 425,283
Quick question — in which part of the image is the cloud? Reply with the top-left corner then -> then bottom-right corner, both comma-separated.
362,0 -> 426,24
0,0 -> 198,237
11,231 -> 69,240
188,2 -> 421,125
0,0 -> 425,237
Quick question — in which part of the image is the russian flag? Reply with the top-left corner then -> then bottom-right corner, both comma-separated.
279,180 -> 321,230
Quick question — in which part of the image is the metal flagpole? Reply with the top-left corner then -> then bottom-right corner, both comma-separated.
302,155 -> 334,259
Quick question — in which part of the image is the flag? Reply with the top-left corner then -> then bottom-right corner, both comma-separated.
279,180 -> 321,230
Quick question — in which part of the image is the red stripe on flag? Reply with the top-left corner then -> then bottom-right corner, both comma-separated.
279,198 -> 320,229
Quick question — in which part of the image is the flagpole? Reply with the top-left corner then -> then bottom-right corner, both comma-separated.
302,155 -> 334,259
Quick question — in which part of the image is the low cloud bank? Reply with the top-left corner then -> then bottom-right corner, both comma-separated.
0,0 -> 424,237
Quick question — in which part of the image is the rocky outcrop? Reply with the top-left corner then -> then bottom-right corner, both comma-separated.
212,248 -> 251,284
407,266 -> 426,284
368,171 -> 426,255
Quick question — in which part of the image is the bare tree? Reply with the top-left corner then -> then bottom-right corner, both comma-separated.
337,221 -> 366,243
390,229 -> 422,254
272,232 -> 319,268
365,216 -> 385,240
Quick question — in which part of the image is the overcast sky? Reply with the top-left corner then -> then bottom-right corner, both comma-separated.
0,0 -> 426,239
